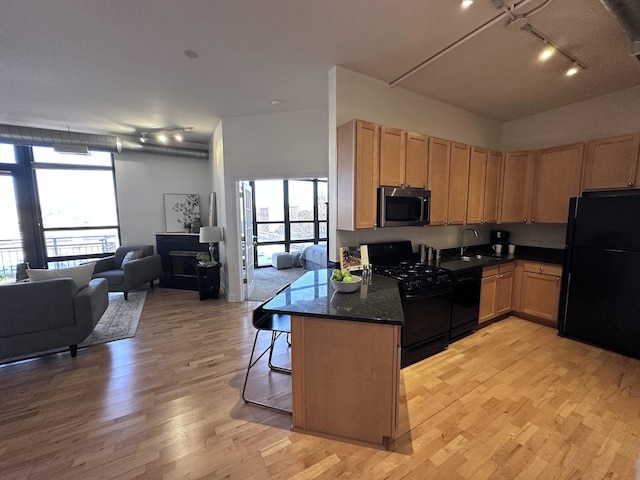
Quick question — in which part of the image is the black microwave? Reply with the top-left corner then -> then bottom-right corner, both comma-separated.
377,187 -> 430,228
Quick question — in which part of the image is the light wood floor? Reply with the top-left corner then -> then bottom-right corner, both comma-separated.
1,288 -> 639,479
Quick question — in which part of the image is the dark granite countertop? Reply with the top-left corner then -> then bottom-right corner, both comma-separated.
263,269 -> 405,326
438,245 -> 565,272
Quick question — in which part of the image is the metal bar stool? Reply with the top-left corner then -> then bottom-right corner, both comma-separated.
242,286 -> 292,414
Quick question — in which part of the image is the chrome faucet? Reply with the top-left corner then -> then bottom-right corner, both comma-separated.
460,228 -> 479,256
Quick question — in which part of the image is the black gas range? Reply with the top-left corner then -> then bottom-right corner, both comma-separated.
367,241 -> 453,368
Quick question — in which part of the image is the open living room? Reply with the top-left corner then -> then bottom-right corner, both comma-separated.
2,1 -> 640,479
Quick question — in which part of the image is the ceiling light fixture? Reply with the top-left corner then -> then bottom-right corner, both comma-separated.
566,62 -> 580,76
461,0 -> 474,9
538,45 -> 555,61
137,127 -> 194,144
519,23 -> 587,75
271,99 -> 281,106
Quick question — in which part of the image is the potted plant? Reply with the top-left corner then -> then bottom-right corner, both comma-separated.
196,252 -> 212,265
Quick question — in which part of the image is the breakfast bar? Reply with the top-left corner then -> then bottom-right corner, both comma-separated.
263,269 -> 404,449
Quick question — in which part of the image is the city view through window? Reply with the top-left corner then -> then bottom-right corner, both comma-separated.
253,179 -> 327,267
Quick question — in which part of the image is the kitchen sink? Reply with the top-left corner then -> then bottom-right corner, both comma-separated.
459,254 -> 488,262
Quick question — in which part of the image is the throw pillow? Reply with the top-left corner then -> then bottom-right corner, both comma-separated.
27,263 -> 96,290
120,250 -> 144,269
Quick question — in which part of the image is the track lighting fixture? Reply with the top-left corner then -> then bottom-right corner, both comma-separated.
461,0 -> 474,9
565,62 -> 580,76
538,45 -> 555,62
137,127 -> 193,144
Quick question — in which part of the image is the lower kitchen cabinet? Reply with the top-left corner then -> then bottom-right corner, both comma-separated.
520,262 -> 563,324
479,262 -> 514,324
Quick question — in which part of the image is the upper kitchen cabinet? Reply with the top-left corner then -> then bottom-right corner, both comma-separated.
379,129 -> 427,188
337,120 -> 379,230
582,134 -> 640,191
531,143 -> 584,224
499,151 -> 534,224
467,147 -> 501,225
379,126 -> 405,187
428,139 -> 469,225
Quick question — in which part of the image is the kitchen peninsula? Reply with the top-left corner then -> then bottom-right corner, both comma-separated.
263,269 -> 404,449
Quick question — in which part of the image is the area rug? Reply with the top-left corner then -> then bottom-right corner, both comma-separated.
247,267 -> 306,302
0,291 -> 146,365
80,291 -> 146,346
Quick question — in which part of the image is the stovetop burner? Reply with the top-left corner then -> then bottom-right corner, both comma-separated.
373,262 -> 452,291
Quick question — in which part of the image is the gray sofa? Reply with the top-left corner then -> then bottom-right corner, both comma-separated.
92,245 -> 162,300
0,277 -> 109,359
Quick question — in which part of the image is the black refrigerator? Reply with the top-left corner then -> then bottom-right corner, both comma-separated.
558,190 -> 640,359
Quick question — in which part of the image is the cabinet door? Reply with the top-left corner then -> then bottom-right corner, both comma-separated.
531,143 -> 584,224
496,270 -> 514,315
483,150 -> 502,224
466,146 -> 487,225
379,126 -> 405,187
500,151 -> 534,223
337,120 -> 379,230
427,137 -> 451,226
405,132 -> 427,188
448,142 -> 470,225
521,271 -> 562,323
582,134 -> 640,191
479,275 -> 497,324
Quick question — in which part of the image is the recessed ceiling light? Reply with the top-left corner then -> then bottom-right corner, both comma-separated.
184,49 -> 199,59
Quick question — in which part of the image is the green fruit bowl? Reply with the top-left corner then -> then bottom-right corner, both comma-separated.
330,275 -> 362,293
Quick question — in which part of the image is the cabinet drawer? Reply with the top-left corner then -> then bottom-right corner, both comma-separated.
523,262 -> 562,277
482,265 -> 499,278
499,262 -> 515,274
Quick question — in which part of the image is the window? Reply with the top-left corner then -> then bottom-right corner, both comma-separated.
253,179 -> 327,267
0,145 -> 120,275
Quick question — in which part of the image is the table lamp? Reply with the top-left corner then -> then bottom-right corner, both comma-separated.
199,226 -> 223,264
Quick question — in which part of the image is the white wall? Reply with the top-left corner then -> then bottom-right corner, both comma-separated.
501,85 -> 640,151
330,66 -> 502,261
114,151 -> 212,248
219,108 -> 329,301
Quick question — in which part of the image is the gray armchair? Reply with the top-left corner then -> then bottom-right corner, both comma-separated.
92,245 -> 161,300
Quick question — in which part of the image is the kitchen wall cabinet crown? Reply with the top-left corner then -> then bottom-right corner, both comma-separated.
337,120 -> 379,230
582,134 -> 640,191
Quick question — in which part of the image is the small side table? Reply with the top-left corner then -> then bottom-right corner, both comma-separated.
196,264 -> 221,300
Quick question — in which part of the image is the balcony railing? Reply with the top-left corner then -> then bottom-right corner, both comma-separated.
0,234 -> 119,281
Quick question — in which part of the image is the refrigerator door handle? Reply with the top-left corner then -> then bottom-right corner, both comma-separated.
560,272 -> 571,332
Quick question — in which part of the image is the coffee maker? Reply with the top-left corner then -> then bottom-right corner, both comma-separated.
490,230 -> 510,248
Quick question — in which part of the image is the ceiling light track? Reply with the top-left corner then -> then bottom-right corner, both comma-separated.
520,22 -> 587,70
390,0 -> 537,87
138,127 -> 194,144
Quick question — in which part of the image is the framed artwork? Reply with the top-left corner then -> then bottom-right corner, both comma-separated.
339,245 -> 369,272
163,193 -> 200,232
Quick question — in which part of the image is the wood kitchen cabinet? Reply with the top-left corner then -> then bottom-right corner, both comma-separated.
531,143 -> 584,224
479,262 -> 514,324
428,138 -> 469,226
467,147 -> 501,225
379,129 -> 427,189
337,119 -> 379,230
520,261 -> 562,324
499,151 -> 534,224
582,134 -> 640,191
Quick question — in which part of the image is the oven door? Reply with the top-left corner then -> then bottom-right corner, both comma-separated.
401,284 -> 452,349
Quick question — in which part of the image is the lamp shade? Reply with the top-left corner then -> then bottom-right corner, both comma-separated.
199,226 -> 223,243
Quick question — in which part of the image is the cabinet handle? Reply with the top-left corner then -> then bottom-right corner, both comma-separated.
407,183 -> 411,187
523,218 -> 527,223
556,277 -> 560,283
531,218 -> 535,223
629,182 -> 634,187
539,266 -> 544,271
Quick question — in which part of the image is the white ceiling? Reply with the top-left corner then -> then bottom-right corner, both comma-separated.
2,0 -> 639,145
